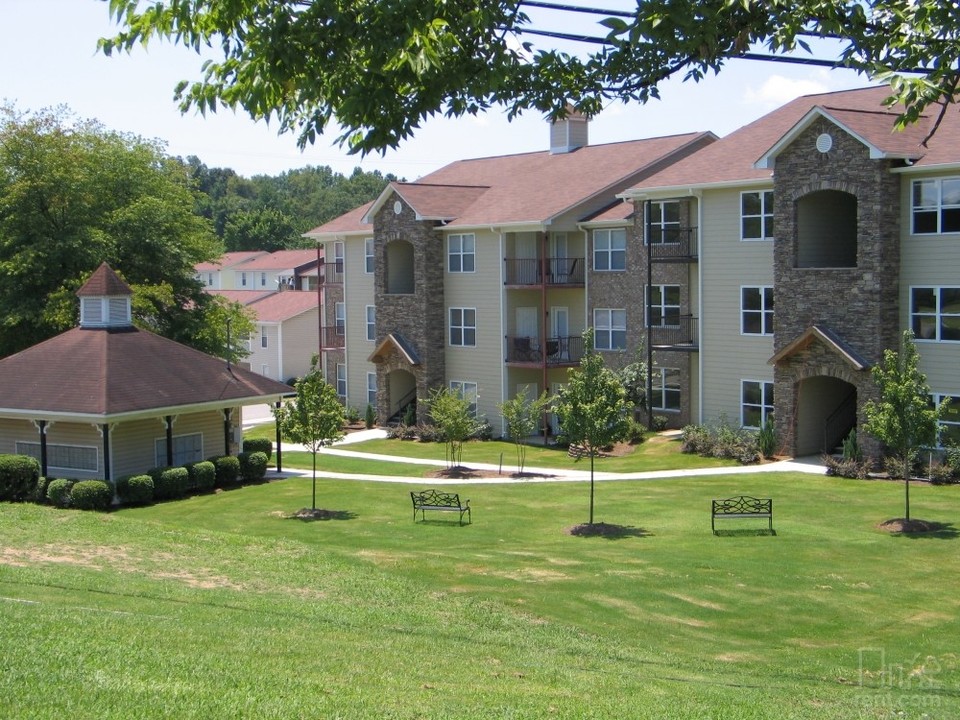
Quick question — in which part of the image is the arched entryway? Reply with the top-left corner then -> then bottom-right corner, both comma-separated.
795,375 -> 857,456
386,368 -> 417,425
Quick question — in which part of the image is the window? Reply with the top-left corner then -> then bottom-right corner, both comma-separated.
260,327 -> 268,348
154,433 -> 203,467
367,372 -> 377,408
364,237 -> 375,273
594,308 -> 626,350
239,271 -> 248,287
652,368 -> 681,412
741,380 -> 774,429
911,287 -> 960,341
934,394 -> 960,447
450,380 -> 479,417
741,286 -> 774,335
16,442 -> 98,473
336,364 -> 347,400
648,201 -> 680,244
593,228 -> 626,271
912,178 -> 960,234
334,241 -> 345,271
260,272 -> 267,288
449,308 -> 477,347
741,190 -> 774,240
335,302 -> 346,336
448,233 -> 475,273
646,285 -> 680,327
365,305 -> 376,341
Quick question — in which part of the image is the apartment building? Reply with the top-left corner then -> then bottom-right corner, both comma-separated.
195,251 -> 268,289
622,85 -> 960,457
305,115 -> 716,424
306,87 -> 960,457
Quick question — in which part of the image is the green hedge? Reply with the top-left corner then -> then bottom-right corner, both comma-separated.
238,451 -> 268,483
0,454 -> 41,502
117,475 -> 154,505
150,467 -> 188,501
209,455 -> 240,488
46,479 -> 74,508
242,438 -> 273,461
71,480 -> 113,511
187,461 -> 216,492
33,477 -> 51,504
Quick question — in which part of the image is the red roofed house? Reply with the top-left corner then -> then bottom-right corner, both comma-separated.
305,113 -> 717,428
0,264 -> 293,481
195,251 -> 269,290
209,289 -> 320,383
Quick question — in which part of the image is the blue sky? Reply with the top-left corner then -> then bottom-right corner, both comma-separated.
2,0 -> 870,180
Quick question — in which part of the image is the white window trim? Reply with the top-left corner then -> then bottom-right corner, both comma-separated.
933,393 -> 960,448
592,228 -> 626,272
741,379 -> 774,430
449,307 -> 477,347
447,233 -> 476,273
740,190 -> 775,242
449,380 -> 479,418
16,441 -> 99,473
651,368 -> 681,413
336,364 -> 347,400
911,286 -> 960,343
366,372 -> 377,408
645,285 -> 681,329
740,285 -> 774,336
647,200 -> 681,245
911,177 -> 960,235
593,308 -> 626,351
364,237 -> 375,274
260,326 -> 268,348
154,432 -> 204,468
365,305 -> 376,341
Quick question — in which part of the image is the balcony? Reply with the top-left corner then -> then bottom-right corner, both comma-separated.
320,325 -> 345,349
505,335 -> 584,367
649,228 -> 698,262
317,259 -> 344,285
649,315 -> 699,350
504,257 -> 585,287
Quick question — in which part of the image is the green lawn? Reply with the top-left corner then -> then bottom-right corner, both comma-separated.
2,469 -> 959,718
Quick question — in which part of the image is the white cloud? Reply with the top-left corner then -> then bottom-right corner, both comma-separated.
743,73 -> 832,108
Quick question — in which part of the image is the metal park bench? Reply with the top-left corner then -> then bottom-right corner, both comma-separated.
410,489 -> 471,525
711,495 -> 773,534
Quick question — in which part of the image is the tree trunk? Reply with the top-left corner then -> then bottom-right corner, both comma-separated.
589,449 -> 595,525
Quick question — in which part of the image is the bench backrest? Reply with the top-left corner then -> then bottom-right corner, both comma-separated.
411,490 -> 461,507
712,496 -> 771,514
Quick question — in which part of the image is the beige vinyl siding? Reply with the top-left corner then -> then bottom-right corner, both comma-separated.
279,308 -> 320,382
344,234 -> 377,409
445,229 -> 504,424
0,419 -> 103,480
247,323 -> 280,379
699,187 -> 776,424
112,410 -> 229,478
899,173 -> 960,394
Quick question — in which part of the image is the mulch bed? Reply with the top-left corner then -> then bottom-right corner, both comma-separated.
876,518 -> 947,534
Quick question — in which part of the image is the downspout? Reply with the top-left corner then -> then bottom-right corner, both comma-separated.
495,226 -> 508,438
696,190 -> 704,425
316,241 -> 324,364
541,230 -> 549,443
646,200 -> 654,430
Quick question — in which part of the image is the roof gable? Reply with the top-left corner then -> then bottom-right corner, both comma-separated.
768,325 -> 870,370
77,263 -> 132,297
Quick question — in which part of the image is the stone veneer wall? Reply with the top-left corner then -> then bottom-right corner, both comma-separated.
372,197 -> 446,424
772,118 -> 902,457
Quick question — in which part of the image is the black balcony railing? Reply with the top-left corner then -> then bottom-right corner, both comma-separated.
505,335 -> 584,365
649,228 -> 698,262
504,257 -> 585,286
318,259 -> 344,284
649,315 -> 699,349
320,325 -> 345,349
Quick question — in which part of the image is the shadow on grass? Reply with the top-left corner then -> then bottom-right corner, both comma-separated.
284,508 -> 357,522
711,528 -> 777,537
881,519 -> 959,539
566,523 -> 651,540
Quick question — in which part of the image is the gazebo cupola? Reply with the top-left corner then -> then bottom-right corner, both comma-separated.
77,263 -> 133,329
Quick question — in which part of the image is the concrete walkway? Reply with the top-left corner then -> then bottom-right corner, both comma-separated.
265,424 -> 827,485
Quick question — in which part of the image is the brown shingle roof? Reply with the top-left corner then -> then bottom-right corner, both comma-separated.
194,251 -> 268,272
306,202 -> 374,236
0,326 -> 292,419
244,291 -> 318,323
240,249 -> 320,271
389,183 -> 490,220
76,263 -> 132,297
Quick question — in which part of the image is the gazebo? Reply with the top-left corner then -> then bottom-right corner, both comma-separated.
0,264 -> 293,480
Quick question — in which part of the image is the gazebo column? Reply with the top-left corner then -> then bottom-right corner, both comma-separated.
36,420 -> 48,477
101,423 -> 111,481
223,409 -> 232,456
164,415 -> 174,467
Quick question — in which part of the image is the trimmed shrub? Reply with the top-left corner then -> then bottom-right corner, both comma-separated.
117,475 -> 154,505
823,454 -> 872,479
238,451 -> 269,483
929,462 -> 957,485
209,455 -> 241,487
187,461 -> 216,492
33,476 -> 51,504
650,415 -> 669,432
680,424 -> 712,455
626,419 -> 647,445
0,454 -> 41,502
680,420 -> 760,465
365,403 -> 376,429
471,420 -> 494,442
346,406 -> 362,424
757,419 -> 777,459
71,480 -> 113,511
387,424 -> 417,441
151,467 -> 188,501
46,479 -> 74,508
242,438 -> 273,461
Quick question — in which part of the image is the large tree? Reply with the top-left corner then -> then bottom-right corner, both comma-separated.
101,1 -> 958,155
554,329 -> 631,526
0,105 -> 250,358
